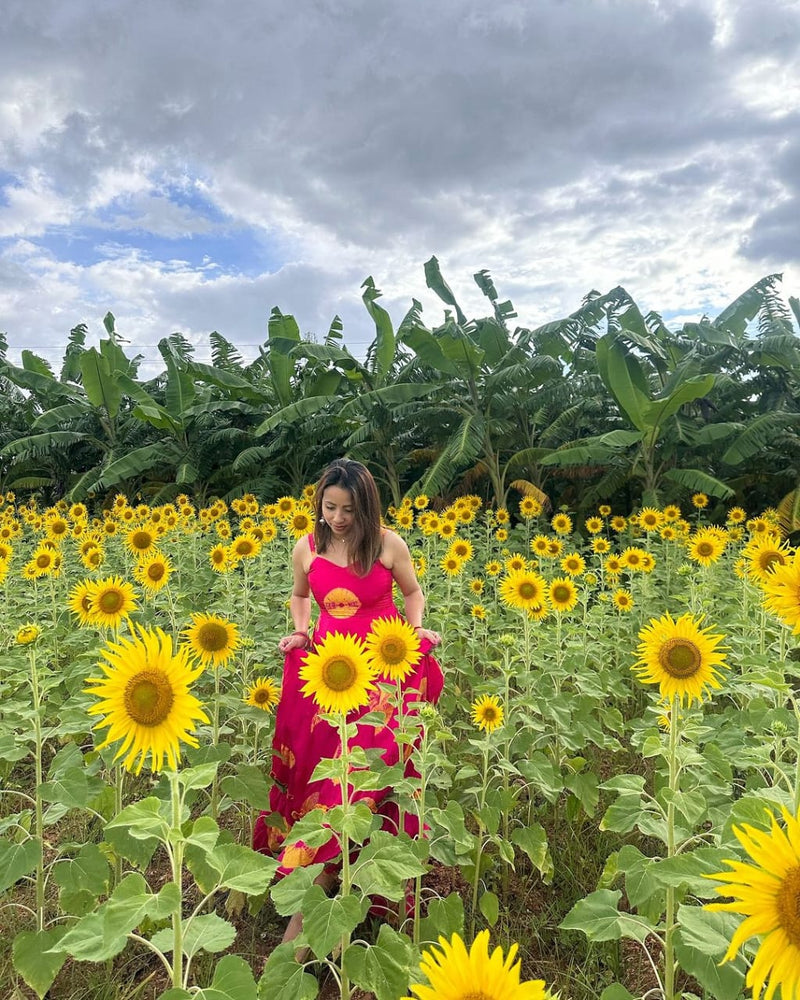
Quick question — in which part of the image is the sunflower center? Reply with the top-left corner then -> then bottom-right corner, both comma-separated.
98,589 -> 124,613
518,582 -> 537,600
254,687 -> 272,705
760,552 -> 784,571
776,865 -> 800,947
147,563 -> 166,581
196,623 -> 229,652
322,656 -> 356,691
36,554 -> 51,568
379,637 -> 407,665
463,993 -> 493,1000
482,707 -> 498,723
659,637 -> 701,678
132,531 -> 152,549
697,543 -> 714,557
124,670 -> 174,726
552,585 -> 571,603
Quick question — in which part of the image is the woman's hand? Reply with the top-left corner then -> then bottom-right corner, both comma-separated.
416,627 -> 441,647
278,632 -> 310,654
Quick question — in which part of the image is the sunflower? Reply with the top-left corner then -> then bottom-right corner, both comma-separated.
633,611 -> 727,706
471,604 -> 486,620
484,560 -> 502,577
275,496 -> 296,519
706,806 -> 800,1000
472,695 -> 504,733
620,546 -> 646,571
85,624 -> 208,773
299,631 -> 377,714
551,513 -> 572,535
687,530 -> 726,567
45,516 -> 69,542
404,929 -> 546,1000
230,534 -> 261,560
208,543 -> 231,573
16,624 -> 40,645
68,580 -> 95,626
245,676 -> 280,712
560,552 -> 585,576
0,540 -> 12,561
495,507 -> 510,524
440,553 -> 465,577
746,535 -> 793,584
499,569 -> 547,612
494,528 -> 509,543
135,553 -> 173,593
598,504 -> 612,517
439,521 -> 457,540
610,515 -> 628,533
504,553 -> 527,573
691,492 -> 709,509
584,516 -> 603,534
394,509 -> 414,530
30,547 -> 56,576
182,613 -> 240,667
519,496 -> 542,519
604,555 -> 623,576
638,507 -> 663,531
592,537 -> 610,554
448,538 -> 473,562
364,616 -> 421,681
727,506 -> 747,524
87,576 -> 139,629
288,507 -> 314,539
469,577 -> 485,595
82,547 -> 104,570
126,526 -> 157,558
613,589 -> 634,612
530,535 -> 550,557
761,553 -> 800,632
548,577 -> 579,613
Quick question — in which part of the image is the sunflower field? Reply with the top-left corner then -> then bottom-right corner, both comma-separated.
1,486 -> 800,1000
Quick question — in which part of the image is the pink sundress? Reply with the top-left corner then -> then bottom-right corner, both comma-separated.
252,534 -> 444,872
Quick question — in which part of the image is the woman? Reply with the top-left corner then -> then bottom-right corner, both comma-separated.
253,459 -> 443,939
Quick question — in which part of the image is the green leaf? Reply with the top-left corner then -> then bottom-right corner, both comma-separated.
80,347 -> 122,418
661,467 -> 734,499
180,761 -> 220,791
39,766 -> 94,810
595,334 -> 650,431
479,890 -> 499,926
343,924 -> 414,1000
361,277 -> 396,387
511,824 -> 552,881
57,874 -> 180,961
193,955 -> 258,1000
220,764 -> 273,810
104,796 -> 168,868
350,831 -> 428,900
674,905 -> 746,1000
424,255 -> 467,324
0,838 -> 41,894
302,885 -> 367,960
151,912 -> 237,957
205,844 -> 279,894
13,927 -> 67,998
270,864 -> 325,917
599,986 -> 636,1000
418,893 -> 464,948
559,889 -> 654,943
641,374 -> 715,429
599,794 -> 645,834
260,943 -> 319,1000
53,843 -> 110,915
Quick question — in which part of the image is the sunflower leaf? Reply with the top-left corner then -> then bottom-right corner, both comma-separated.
302,885 -> 367,960
343,924 -> 414,1000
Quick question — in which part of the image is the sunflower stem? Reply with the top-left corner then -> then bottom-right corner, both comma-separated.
469,736 -> 490,939
338,713 -> 352,1000
113,764 -> 125,887
28,642 -> 45,933
168,769 -> 184,991
664,693 -> 680,1000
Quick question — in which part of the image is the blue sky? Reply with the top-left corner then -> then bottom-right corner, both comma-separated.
1,0 -> 798,372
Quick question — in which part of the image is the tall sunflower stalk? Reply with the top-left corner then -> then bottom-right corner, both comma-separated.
468,695 -> 504,939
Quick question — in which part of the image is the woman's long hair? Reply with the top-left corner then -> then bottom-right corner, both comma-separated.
313,459 -> 382,576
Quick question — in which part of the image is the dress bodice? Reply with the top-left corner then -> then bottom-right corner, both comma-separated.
308,536 -> 398,636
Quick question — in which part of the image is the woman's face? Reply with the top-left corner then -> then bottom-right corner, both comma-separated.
321,485 -> 355,537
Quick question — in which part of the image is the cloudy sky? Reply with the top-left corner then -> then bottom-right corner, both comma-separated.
1,0 -> 798,374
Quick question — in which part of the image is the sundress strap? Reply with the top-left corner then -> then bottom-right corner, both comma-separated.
308,532 -> 316,553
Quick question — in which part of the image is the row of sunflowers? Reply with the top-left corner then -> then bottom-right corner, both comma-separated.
0,486 -> 799,1000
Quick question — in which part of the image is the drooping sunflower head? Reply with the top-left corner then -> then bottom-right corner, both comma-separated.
182,613 -> 240,667
85,624 -> 208,774
68,580 -> 95,626
245,676 -> 280,712
364,616 -> 421,681
298,631 -> 377,714
404,929 -> 547,1000
87,576 -> 139,629
472,695 -> 504,733
16,624 -> 40,645
633,611 -> 727,706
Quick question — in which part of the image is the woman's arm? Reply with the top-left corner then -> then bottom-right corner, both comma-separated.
278,537 -> 313,653
384,531 -> 441,647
